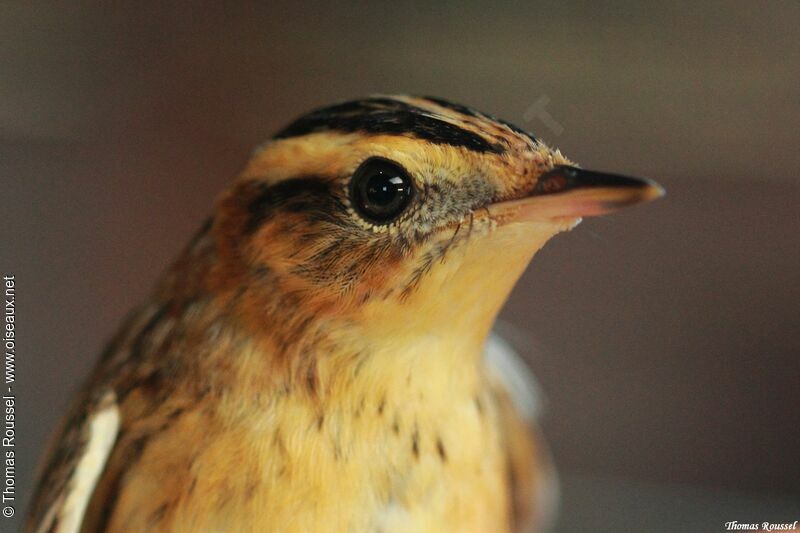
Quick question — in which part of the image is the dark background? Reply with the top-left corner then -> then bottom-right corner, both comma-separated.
2,2 -> 799,531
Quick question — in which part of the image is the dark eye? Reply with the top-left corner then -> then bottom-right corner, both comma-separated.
350,158 -> 414,224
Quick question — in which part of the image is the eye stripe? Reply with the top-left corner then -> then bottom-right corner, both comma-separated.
244,177 -> 345,234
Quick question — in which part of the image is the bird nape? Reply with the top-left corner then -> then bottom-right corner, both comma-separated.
27,95 -> 662,533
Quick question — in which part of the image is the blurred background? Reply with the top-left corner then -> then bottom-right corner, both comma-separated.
2,2 -> 798,531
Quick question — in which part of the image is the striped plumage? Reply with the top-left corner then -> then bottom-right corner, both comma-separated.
28,95 -> 661,532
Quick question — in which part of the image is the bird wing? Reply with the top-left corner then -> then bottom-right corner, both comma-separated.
28,389 -> 120,533
484,333 -> 559,533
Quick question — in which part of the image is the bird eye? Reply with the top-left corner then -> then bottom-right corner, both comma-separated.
350,158 -> 414,224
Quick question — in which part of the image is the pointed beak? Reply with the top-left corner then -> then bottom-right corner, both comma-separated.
488,165 -> 664,222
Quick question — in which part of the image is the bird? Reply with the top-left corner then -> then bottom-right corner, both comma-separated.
26,95 -> 663,533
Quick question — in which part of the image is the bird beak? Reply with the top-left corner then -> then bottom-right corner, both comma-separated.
488,165 -> 664,222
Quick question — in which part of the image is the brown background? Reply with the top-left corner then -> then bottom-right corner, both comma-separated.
2,2 -> 799,531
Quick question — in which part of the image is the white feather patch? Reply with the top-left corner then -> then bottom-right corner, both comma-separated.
485,332 -> 560,532
54,390 -> 119,533
484,332 -> 544,422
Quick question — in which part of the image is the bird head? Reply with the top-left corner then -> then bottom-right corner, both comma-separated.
213,96 -> 662,355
